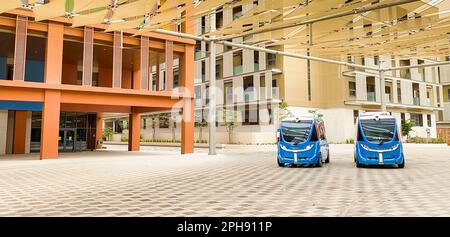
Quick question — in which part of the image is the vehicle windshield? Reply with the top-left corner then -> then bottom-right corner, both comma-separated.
360,118 -> 396,143
281,120 -> 312,144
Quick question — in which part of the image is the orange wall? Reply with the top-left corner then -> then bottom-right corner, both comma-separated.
62,63 -> 78,85
98,67 -> 112,87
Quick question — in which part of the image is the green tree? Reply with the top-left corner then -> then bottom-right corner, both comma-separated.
401,119 -> 415,141
102,127 -> 113,141
195,120 -> 208,141
278,101 -> 293,121
218,108 -> 239,144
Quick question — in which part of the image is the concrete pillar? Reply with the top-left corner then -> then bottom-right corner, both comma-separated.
392,79 -> 398,103
82,27 -> 94,86
41,22 -> 63,159
13,15 -> 27,81
128,112 -> 140,152
165,41 -> 174,90
0,110 -> 8,155
356,73 -> 367,101
181,45 -> 195,154
112,31 -> 123,88
96,113 -> 103,149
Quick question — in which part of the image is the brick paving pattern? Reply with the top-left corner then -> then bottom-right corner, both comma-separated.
0,144 -> 448,217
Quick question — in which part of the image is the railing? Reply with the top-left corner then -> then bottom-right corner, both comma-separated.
367,92 -> 376,102
233,65 -> 243,75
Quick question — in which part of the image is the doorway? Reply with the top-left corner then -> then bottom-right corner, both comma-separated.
59,129 -> 76,152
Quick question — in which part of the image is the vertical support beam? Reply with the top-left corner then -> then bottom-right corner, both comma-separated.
128,111 -> 140,152
181,45 -> 195,154
182,0 -> 195,34
13,15 -> 27,81
156,56 -> 160,91
0,110 -> 7,155
40,90 -> 61,159
45,23 -> 64,84
96,113 -> 103,149
112,31 -> 123,88
140,36 -> 149,90
12,111 -> 27,154
165,40 -> 174,91
379,70 -> 386,111
82,26 -> 94,86
208,42 -> 216,155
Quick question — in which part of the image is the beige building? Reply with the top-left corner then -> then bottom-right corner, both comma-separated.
437,60 -> 450,144
104,1 -> 446,144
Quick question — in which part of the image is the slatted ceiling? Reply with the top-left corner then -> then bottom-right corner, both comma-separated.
194,0 -> 230,16
33,0 -> 67,21
0,1 -> 21,14
105,17 -> 144,32
111,0 -> 158,20
159,0 -> 189,12
72,0 -> 112,13
72,9 -> 109,27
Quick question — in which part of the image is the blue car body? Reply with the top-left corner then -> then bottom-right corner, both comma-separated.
355,112 -> 405,167
277,117 -> 329,166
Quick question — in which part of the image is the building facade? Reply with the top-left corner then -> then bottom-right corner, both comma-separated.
105,1 -> 446,145
0,7 -> 196,159
437,60 -> 450,145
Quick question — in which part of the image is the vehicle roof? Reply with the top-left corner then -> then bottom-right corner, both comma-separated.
359,111 -> 395,120
281,115 -> 316,122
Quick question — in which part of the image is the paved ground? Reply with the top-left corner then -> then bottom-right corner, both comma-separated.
0,144 -> 449,217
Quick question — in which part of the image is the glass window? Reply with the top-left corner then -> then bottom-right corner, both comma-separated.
280,120 -> 313,143
25,35 -> 46,83
410,113 -> 423,127
360,118 -> 396,143
348,81 -> 356,97
427,114 -> 432,127
0,30 -> 15,80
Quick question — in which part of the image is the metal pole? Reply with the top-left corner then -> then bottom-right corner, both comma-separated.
208,13 -> 217,155
379,69 -> 387,112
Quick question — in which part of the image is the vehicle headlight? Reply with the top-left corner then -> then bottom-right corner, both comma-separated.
305,144 -> 314,151
360,144 -> 370,151
390,144 -> 399,150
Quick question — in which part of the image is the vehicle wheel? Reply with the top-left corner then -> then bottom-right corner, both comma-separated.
398,158 -> 405,169
356,158 -> 364,168
277,158 -> 285,167
325,153 -> 330,163
316,154 -> 323,167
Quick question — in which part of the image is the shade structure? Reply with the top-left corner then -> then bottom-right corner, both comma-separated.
110,0 -> 158,21
105,17 -> 145,32
72,9 -> 109,27
159,0 -> 190,12
33,0 -> 67,21
0,0 -> 22,14
72,0 -> 112,13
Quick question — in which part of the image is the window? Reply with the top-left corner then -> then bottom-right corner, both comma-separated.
348,81 -> 356,97
233,51 -> 243,75
243,105 -> 259,125
244,76 -> 254,102
410,113 -> 423,127
216,10 -> 223,29
201,16 -> 206,34
224,82 -> 233,104
254,51 -> 260,71
232,6 -> 242,20
159,114 -> 170,128
173,69 -> 179,88
448,88 -> 450,100
353,110 -> 359,124
374,55 -> 379,65
401,113 -> 405,124
427,114 -> 432,127
201,61 -> 206,82
0,30 -> 16,81
397,82 -> 402,103
267,53 -> 276,69
25,35 -> 46,83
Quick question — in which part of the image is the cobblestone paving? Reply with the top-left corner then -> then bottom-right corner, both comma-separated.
0,144 -> 448,217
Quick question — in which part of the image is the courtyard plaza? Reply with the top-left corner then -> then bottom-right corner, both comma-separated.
0,144 -> 448,217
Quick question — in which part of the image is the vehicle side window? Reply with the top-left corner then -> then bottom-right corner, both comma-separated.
320,123 -> 326,140
310,125 -> 318,141
357,126 -> 364,141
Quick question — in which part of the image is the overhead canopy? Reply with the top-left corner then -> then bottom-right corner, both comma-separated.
0,0 -> 449,57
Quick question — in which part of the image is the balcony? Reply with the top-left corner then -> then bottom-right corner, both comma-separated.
367,92 -> 376,102
233,65 -> 243,75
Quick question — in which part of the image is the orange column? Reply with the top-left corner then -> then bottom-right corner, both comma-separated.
165,41 -> 174,91
12,111 -> 28,154
128,111 -> 140,152
181,45 -> 195,154
96,113 -> 103,149
41,22 -> 63,159
40,90 -> 61,159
